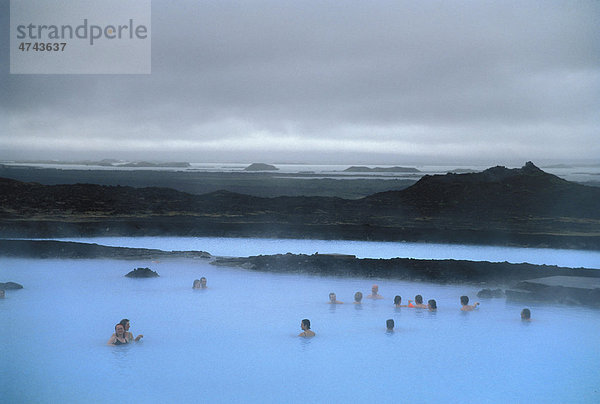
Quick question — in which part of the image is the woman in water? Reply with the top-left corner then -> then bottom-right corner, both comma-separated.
427,299 -> 437,311
107,323 -> 128,345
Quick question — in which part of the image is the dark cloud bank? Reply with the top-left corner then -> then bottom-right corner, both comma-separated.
1,0 -> 599,164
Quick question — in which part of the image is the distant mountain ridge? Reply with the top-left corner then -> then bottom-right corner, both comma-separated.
365,161 -> 598,217
1,162 -> 598,249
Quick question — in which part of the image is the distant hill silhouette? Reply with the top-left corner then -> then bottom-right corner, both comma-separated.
244,163 -> 278,171
1,162 -> 598,249
364,161 -> 599,217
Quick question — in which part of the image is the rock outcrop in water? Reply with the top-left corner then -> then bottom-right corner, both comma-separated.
0,240 -> 211,260
0,281 -> 24,290
506,276 -> 600,307
477,288 -> 504,298
125,267 -> 159,278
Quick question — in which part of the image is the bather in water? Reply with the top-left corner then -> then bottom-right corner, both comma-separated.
119,318 -> 143,342
328,292 -> 343,304
427,299 -> 437,311
408,294 -> 428,308
386,319 -> 395,332
366,284 -> 384,299
353,291 -> 363,304
521,308 -> 531,321
460,295 -> 480,311
107,323 -> 129,345
193,277 -> 208,289
298,319 -> 315,337
393,295 -> 407,308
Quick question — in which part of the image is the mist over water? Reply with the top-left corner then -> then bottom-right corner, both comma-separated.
2,252 -> 599,403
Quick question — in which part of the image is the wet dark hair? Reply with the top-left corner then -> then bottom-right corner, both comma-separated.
428,299 -> 437,309
115,323 -> 125,332
386,319 -> 394,330
200,277 -> 207,282
301,319 -> 311,329
119,319 -> 129,327
521,308 -> 531,319
354,291 -> 363,302
415,295 -> 423,304
460,296 -> 469,305
393,295 -> 401,305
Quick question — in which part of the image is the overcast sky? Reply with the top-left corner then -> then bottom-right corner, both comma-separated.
1,0 -> 599,165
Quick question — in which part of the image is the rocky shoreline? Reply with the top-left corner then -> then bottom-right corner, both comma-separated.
211,253 -> 600,285
0,239 -> 211,260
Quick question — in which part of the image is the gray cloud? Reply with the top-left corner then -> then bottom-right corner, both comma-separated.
2,0 -> 599,164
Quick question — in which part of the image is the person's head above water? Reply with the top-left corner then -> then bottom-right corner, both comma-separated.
119,319 -> 130,330
386,319 -> 394,331
115,323 -> 125,336
521,308 -> 531,320
367,284 -> 383,299
301,319 -> 311,330
328,292 -> 343,303
299,318 -> 315,337
428,299 -> 437,310
354,291 -> 363,303
192,279 -> 201,289
460,295 -> 479,311
200,277 -> 207,288
393,295 -> 401,306
415,295 -> 423,304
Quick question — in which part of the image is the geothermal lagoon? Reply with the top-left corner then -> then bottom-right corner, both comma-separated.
1,238 -> 599,403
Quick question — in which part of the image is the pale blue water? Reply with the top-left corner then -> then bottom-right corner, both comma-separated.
1,239 -> 600,403
51,236 -> 600,268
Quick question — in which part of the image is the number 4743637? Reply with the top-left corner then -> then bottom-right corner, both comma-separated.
18,42 -> 67,51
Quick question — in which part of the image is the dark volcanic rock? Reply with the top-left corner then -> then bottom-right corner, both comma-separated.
506,276 -> 600,307
1,162 -> 599,249
0,281 -> 23,290
211,253 -> 600,284
125,267 -> 159,278
0,240 -> 211,260
477,288 -> 504,298
244,163 -> 278,171
367,161 -> 600,218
